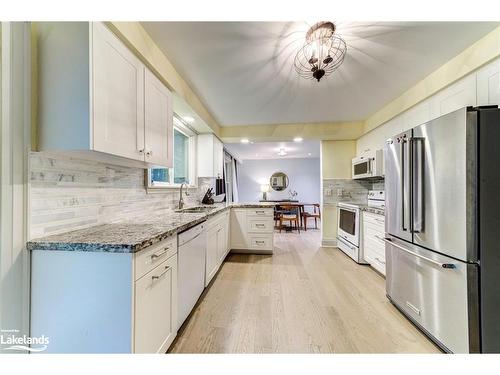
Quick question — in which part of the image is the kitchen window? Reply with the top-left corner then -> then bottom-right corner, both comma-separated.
147,116 -> 197,189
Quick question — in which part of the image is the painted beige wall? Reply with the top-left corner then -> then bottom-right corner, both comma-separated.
321,140 -> 355,179
320,140 -> 356,242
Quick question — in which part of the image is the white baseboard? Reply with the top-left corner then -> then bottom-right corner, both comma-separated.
321,238 -> 337,247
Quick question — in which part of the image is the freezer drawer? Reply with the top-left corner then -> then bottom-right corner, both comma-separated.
385,236 -> 479,353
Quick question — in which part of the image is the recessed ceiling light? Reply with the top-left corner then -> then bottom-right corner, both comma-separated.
294,137 -> 303,142
278,148 -> 287,156
241,139 -> 250,144
183,116 -> 195,123
308,152 -> 312,156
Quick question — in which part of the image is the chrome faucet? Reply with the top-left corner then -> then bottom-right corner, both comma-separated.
178,182 -> 190,209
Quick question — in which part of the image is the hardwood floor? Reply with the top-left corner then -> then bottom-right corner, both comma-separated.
169,230 -> 440,353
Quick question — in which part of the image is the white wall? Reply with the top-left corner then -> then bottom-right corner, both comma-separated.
237,158 -> 320,203
357,56 -> 500,154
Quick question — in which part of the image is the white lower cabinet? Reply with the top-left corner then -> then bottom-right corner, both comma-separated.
134,254 -> 177,353
205,210 -> 230,286
30,235 -> 178,353
362,211 -> 386,276
230,208 -> 274,254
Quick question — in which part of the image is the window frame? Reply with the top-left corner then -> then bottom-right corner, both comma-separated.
146,116 -> 198,192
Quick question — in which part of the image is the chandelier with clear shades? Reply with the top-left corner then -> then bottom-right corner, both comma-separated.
294,21 -> 347,82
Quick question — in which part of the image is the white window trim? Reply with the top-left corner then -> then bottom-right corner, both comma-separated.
147,117 -> 198,192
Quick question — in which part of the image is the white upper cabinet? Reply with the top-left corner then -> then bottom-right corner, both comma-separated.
36,22 -> 173,168
92,22 -> 145,161
144,69 -> 173,166
477,57 -> 500,106
430,74 -> 477,118
197,134 -> 224,178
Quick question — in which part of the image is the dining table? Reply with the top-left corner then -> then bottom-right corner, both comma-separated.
259,200 -> 318,229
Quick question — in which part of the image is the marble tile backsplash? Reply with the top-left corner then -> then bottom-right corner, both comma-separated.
322,178 -> 385,206
29,152 -> 211,239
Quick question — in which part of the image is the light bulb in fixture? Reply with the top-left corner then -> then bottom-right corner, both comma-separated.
241,138 -> 250,144
183,116 -> 195,123
294,137 -> 303,143
308,153 -> 312,156
278,148 -> 287,156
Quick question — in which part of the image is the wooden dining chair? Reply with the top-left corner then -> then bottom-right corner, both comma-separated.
278,204 -> 300,233
302,204 -> 321,231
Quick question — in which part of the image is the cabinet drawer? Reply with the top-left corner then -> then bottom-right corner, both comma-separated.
364,251 -> 386,275
134,255 -> 177,353
247,218 -> 273,233
134,236 -> 177,281
248,235 -> 273,250
247,208 -> 273,218
363,212 -> 385,228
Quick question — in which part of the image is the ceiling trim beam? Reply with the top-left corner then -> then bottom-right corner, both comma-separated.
220,121 -> 364,143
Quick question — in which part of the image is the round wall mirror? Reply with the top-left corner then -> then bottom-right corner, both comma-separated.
269,172 -> 289,191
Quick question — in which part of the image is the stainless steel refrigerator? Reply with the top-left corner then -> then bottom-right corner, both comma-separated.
383,106 -> 500,353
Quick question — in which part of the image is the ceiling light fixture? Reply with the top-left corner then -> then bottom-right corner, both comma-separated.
277,148 -> 287,157
241,138 -> 250,144
183,116 -> 195,123
294,137 -> 303,143
294,21 -> 347,82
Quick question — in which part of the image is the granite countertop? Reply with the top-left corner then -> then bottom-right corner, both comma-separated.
358,205 -> 385,216
27,202 -> 274,253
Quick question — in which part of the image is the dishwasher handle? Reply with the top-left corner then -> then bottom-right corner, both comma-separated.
179,229 -> 205,247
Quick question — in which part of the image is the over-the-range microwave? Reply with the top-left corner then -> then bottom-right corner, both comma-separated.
352,150 -> 383,179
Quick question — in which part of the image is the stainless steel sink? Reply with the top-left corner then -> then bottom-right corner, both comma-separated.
176,206 -> 217,213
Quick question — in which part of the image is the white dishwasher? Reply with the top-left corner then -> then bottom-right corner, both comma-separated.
177,222 -> 206,329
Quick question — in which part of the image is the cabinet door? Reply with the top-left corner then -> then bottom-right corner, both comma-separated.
92,22 -> 145,161
230,209 -> 247,249
430,74 -> 476,118
144,69 -> 173,167
205,226 -> 219,286
134,254 -> 177,353
217,225 -> 227,264
477,57 -> 500,106
213,137 -> 223,178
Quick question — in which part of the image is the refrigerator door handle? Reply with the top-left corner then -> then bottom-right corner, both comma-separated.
401,139 -> 408,231
412,137 -> 424,233
378,236 -> 456,269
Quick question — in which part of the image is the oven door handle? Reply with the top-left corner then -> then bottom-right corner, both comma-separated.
377,236 -> 456,269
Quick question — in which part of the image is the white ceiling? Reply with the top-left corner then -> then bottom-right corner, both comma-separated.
225,140 -> 320,161
142,21 -> 499,126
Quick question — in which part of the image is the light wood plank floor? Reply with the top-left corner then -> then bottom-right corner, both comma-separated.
170,230 -> 440,353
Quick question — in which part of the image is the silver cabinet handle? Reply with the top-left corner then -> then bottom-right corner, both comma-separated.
375,257 -> 386,265
376,236 -> 455,269
152,265 -> 170,280
401,138 -> 408,231
255,240 -> 265,244
146,150 -> 153,157
255,210 -> 265,214
412,137 -> 425,233
255,224 -> 265,227
375,218 -> 384,224
150,246 -> 170,260
138,149 -> 144,154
